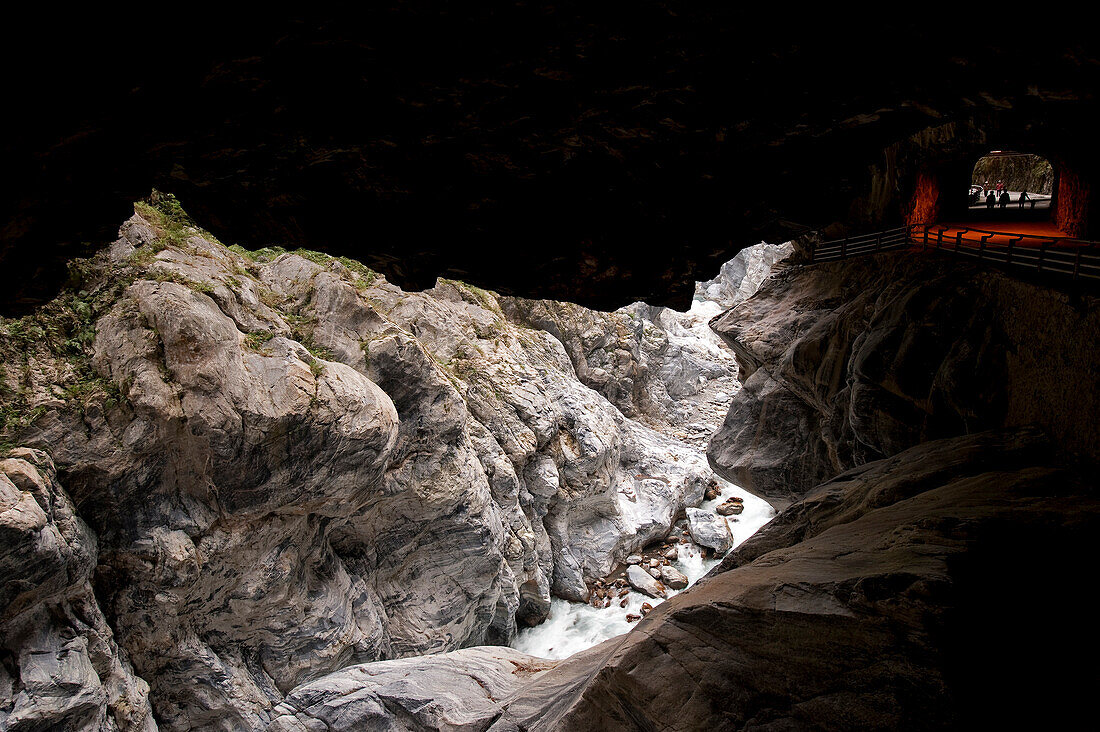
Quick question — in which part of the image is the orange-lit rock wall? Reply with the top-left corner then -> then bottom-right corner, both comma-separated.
1054,164 -> 1091,238
906,169 -> 942,226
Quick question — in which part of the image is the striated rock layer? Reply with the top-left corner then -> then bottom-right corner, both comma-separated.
487,428 -> 1100,730
708,252 -> 1100,507
265,252 -> 1100,730
502,241 -> 791,448
1,210 -> 737,728
1,449 -> 156,731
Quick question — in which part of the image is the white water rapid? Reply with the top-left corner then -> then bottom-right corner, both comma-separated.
512,486 -> 774,660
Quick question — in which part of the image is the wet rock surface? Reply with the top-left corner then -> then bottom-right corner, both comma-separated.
685,507 -> 733,553
625,565 -> 666,599
483,429 -> 1100,730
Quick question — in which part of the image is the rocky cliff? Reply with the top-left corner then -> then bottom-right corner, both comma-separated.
486,427 -> 1100,730
0,206 -> 748,729
502,242 -> 791,447
5,204 -> 1098,730
249,251 -> 1100,729
707,252 -> 1100,507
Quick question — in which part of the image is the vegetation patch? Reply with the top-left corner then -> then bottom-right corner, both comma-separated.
244,331 -> 275,352
147,269 -> 216,295
134,190 -> 221,250
440,278 -> 503,316
0,283 -> 127,439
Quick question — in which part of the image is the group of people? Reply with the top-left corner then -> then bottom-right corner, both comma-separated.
970,180 -> 1033,209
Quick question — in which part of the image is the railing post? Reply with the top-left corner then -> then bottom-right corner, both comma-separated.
1074,247 -> 1082,281
955,230 -> 964,253
841,235 -> 848,259
936,229 -> 944,249
876,232 -> 882,251
1037,240 -> 1051,273
979,236 -> 987,260
923,224 -> 929,248
809,240 -> 815,263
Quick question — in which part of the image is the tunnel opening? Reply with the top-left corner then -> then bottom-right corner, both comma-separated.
968,151 -> 1054,217
951,150 -> 1066,240
905,137 -> 1100,245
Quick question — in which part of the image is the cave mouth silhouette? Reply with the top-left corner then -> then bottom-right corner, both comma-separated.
968,151 -> 1054,221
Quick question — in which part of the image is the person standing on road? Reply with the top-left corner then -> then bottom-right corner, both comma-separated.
999,190 -> 1011,208
986,190 -> 997,210
1019,190 -> 1031,208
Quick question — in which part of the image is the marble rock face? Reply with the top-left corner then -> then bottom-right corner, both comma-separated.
479,429 -> 1100,730
267,646 -> 556,732
1,213 -> 735,728
1,449 -> 156,731
499,241 -> 791,450
708,252 -> 1100,506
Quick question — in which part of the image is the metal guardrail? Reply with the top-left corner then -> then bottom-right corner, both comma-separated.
809,224 -> 1100,283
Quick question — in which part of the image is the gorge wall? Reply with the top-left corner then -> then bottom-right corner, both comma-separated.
459,251 -> 1100,730
244,248 -> 1099,730
4,204 -> 1098,730
1,208 -> 768,729
707,252 -> 1100,507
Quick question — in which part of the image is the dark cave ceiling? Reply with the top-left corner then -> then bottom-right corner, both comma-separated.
2,7 -> 1099,313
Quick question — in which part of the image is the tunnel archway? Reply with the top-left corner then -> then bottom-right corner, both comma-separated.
900,127 -> 1100,242
967,151 -> 1054,220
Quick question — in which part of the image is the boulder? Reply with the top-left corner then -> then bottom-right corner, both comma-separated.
627,565 -> 667,599
660,564 -> 689,590
716,497 -> 745,516
686,507 -> 733,553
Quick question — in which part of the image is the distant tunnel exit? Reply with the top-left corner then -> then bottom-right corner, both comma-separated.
905,143 -> 1098,240
968,152 -> 1053,216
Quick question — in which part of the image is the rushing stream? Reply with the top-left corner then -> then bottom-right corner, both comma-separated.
512,486 -> 774,659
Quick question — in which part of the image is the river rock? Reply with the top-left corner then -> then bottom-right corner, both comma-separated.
686,507 -> 733,553
660,564 -> 689,590
627,565 -> 667,598
716,497 -> 745,516
625,554 -> 643,565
